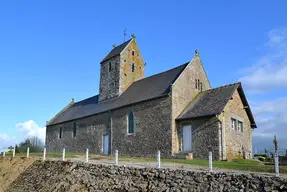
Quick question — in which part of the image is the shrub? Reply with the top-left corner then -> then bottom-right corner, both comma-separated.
254,154 -> 268,159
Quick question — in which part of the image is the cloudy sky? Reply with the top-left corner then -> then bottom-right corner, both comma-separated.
0,1 -> 286,153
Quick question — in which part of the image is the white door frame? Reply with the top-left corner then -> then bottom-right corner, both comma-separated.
183,125 -> 192,152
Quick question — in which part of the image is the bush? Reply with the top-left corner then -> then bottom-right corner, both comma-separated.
254,154 -> 268,159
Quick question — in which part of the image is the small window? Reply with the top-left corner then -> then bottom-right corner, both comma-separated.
132,51 -> 135,56
127,111 -> 134,134
132,63 -> 135,72
238,121 -> 243,132
231,118 -> 236,130
73,122 -> 77,138
59,127 -> 62,139
200,82 -> 203,91
195,79 -> 198,89
197,80 -> 200,90
108,62 -> 112,72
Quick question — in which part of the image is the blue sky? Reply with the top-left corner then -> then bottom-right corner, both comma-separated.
0,1 -> 287,153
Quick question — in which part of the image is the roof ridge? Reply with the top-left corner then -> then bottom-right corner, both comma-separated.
206,82 -> 241,92
132,62 -> 189,84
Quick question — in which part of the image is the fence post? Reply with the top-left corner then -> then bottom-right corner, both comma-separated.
157,150 -> 161,168
3,151 -> 5,157
12,147 -> 15,158
43,147 -> 46,161
27,147 -> 30,158
275,152 -> 279,177
62,148 -> 65,161
115,150 -> 118,166
208,151 -> 213,172
86,148 -> 89,163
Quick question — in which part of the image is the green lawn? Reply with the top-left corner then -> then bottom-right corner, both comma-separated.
119,156 -> 287,174
3,152 -> 287,174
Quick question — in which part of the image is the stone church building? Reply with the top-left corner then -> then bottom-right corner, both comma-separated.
46,36 -> 257,160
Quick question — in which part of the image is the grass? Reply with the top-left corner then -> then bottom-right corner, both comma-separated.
3,152 -> 287,174
119,156 -> 287,174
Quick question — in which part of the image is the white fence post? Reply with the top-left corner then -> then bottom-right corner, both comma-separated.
62,148 -> 65,161
27,147 -> 30,158
208,151 -> 213,172
12,147 -> 15,158
275,152 -> 279,177
86,148 -> 89,163
43,147 -> 46,161
3,151 -> 5,157
115,150 -> 118,166
157,150 -> 161,168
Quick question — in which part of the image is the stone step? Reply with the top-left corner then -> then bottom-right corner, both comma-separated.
175,152 -> 193,160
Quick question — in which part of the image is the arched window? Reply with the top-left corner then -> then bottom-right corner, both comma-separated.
73,122 -> 77,138
131,63 -> 135,72
127,111 -> 134,134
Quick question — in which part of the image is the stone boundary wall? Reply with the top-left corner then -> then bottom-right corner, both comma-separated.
7,160 -> 287,192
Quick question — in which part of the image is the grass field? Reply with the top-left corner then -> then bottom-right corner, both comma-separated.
3,152 -> 287,174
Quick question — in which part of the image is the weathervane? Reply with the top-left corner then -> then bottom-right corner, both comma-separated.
131,33 -> 136,39
123,29 -> 127,42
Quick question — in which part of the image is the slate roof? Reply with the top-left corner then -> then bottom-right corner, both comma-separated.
100,39 -> 132,63
177,83 -> 257,128
48,63 -> 188,125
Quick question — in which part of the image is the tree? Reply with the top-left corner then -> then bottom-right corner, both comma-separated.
18,137 -> 44,153
15,145 -> 20,153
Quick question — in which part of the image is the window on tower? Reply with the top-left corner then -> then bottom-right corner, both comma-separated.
108,62 -> 112,72
132,51 -> 135,56
132,63 -> 135,72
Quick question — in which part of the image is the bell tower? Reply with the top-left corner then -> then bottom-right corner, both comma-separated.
99,35 -> 145,102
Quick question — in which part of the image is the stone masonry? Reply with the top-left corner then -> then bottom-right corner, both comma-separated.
8,160 -> 287,192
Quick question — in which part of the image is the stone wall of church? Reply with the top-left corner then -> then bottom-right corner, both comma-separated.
171,56 -> 211,155
177,117 -> 220,160
111,96 -> 173,157
99,55 -> 121,102
222,89 -> 253,160
46,112 -> 111,154
46,96 -> 173,157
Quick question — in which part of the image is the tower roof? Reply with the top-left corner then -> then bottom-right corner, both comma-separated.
100,39 -> 132,63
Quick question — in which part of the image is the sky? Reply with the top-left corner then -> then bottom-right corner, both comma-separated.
0,1 -> 286,153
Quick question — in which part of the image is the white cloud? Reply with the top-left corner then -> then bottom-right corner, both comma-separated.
16,120 -> 46,143
239,28 -> 287,93
252,98 -> 287,152
0,133 -> 17,149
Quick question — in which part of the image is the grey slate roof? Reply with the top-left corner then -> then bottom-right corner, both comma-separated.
177,83 -> 257,128
48,63 -> 188,125
101,39 -> 132,63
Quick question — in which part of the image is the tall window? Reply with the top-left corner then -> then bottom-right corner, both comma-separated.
108,62 -> 112,72
200,82 -> 203,91
132,51 -> 135,56
231,118 -> 236,130
59,127 -> 62,139
131,63 -> 135,72
127,111 -> 134,134
238,121 -> 243,132
73,122 -> 77,138
195,79 -> 198,89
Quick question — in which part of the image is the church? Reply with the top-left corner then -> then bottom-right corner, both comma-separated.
46,35 -> 257,160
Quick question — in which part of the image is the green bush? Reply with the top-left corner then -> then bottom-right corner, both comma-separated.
254,154 -> 268,159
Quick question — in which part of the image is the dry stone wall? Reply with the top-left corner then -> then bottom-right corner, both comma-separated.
7,160 -> 287,192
